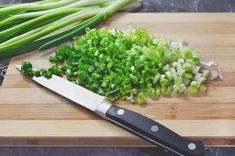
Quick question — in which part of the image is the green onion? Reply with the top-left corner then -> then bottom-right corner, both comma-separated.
0,8 -> 101,50
136,92 -> 146,104
199,84 -> 207,92
0,0 -> 78,16
0,8 -> 82,43
20,27 -> 210,104
39,0 -> 137,50
0,0 -> 139,60
0,1 -> 105,29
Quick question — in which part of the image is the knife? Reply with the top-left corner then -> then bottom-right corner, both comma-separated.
16,65 -> 205,156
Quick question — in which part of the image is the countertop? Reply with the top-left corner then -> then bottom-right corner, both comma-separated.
0,0 -> 235,156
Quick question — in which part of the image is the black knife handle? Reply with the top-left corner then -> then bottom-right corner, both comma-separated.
105,105 -> 204,156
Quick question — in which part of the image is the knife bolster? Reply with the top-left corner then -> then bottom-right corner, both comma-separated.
95,100 -> 112,119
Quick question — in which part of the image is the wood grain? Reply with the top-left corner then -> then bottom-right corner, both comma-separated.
1,13 -> 235,146
0,120 -> 233,147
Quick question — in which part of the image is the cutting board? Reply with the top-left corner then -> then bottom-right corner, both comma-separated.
1,13 -> 235,147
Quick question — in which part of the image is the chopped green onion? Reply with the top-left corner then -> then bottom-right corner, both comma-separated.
20,27 -> 210,103
136,92 -> 146,104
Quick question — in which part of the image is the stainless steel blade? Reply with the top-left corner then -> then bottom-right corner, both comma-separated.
16,65 -> 106,111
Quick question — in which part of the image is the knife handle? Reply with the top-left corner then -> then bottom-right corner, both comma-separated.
103,104 -> 204,156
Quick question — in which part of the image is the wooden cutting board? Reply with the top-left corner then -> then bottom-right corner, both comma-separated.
1,13 -> 235,146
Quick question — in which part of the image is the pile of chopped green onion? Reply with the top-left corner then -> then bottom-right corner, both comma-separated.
21,28 -> 210,104
0,0 -> 140,60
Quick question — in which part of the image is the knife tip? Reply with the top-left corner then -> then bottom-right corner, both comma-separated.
15,65 -> 22,71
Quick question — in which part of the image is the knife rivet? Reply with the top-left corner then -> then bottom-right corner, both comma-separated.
188,143 -> 196,150
117,109 -> 124,115
150,125 -> 159,132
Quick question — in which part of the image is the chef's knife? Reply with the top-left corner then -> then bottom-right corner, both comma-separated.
16,65 -> 205,156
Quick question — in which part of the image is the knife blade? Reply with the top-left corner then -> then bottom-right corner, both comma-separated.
16,65 -> 205,156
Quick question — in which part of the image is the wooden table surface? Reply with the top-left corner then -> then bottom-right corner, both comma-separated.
1,13 -> 235,147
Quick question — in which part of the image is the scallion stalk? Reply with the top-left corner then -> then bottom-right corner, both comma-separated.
39,0 -> 136,50
0,0 -> 140,60
0,0 -> 111,29
0,0 -> 78,16
0,8 -> 101,51
0,0 -> 113,29
0,8 -> 82,43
